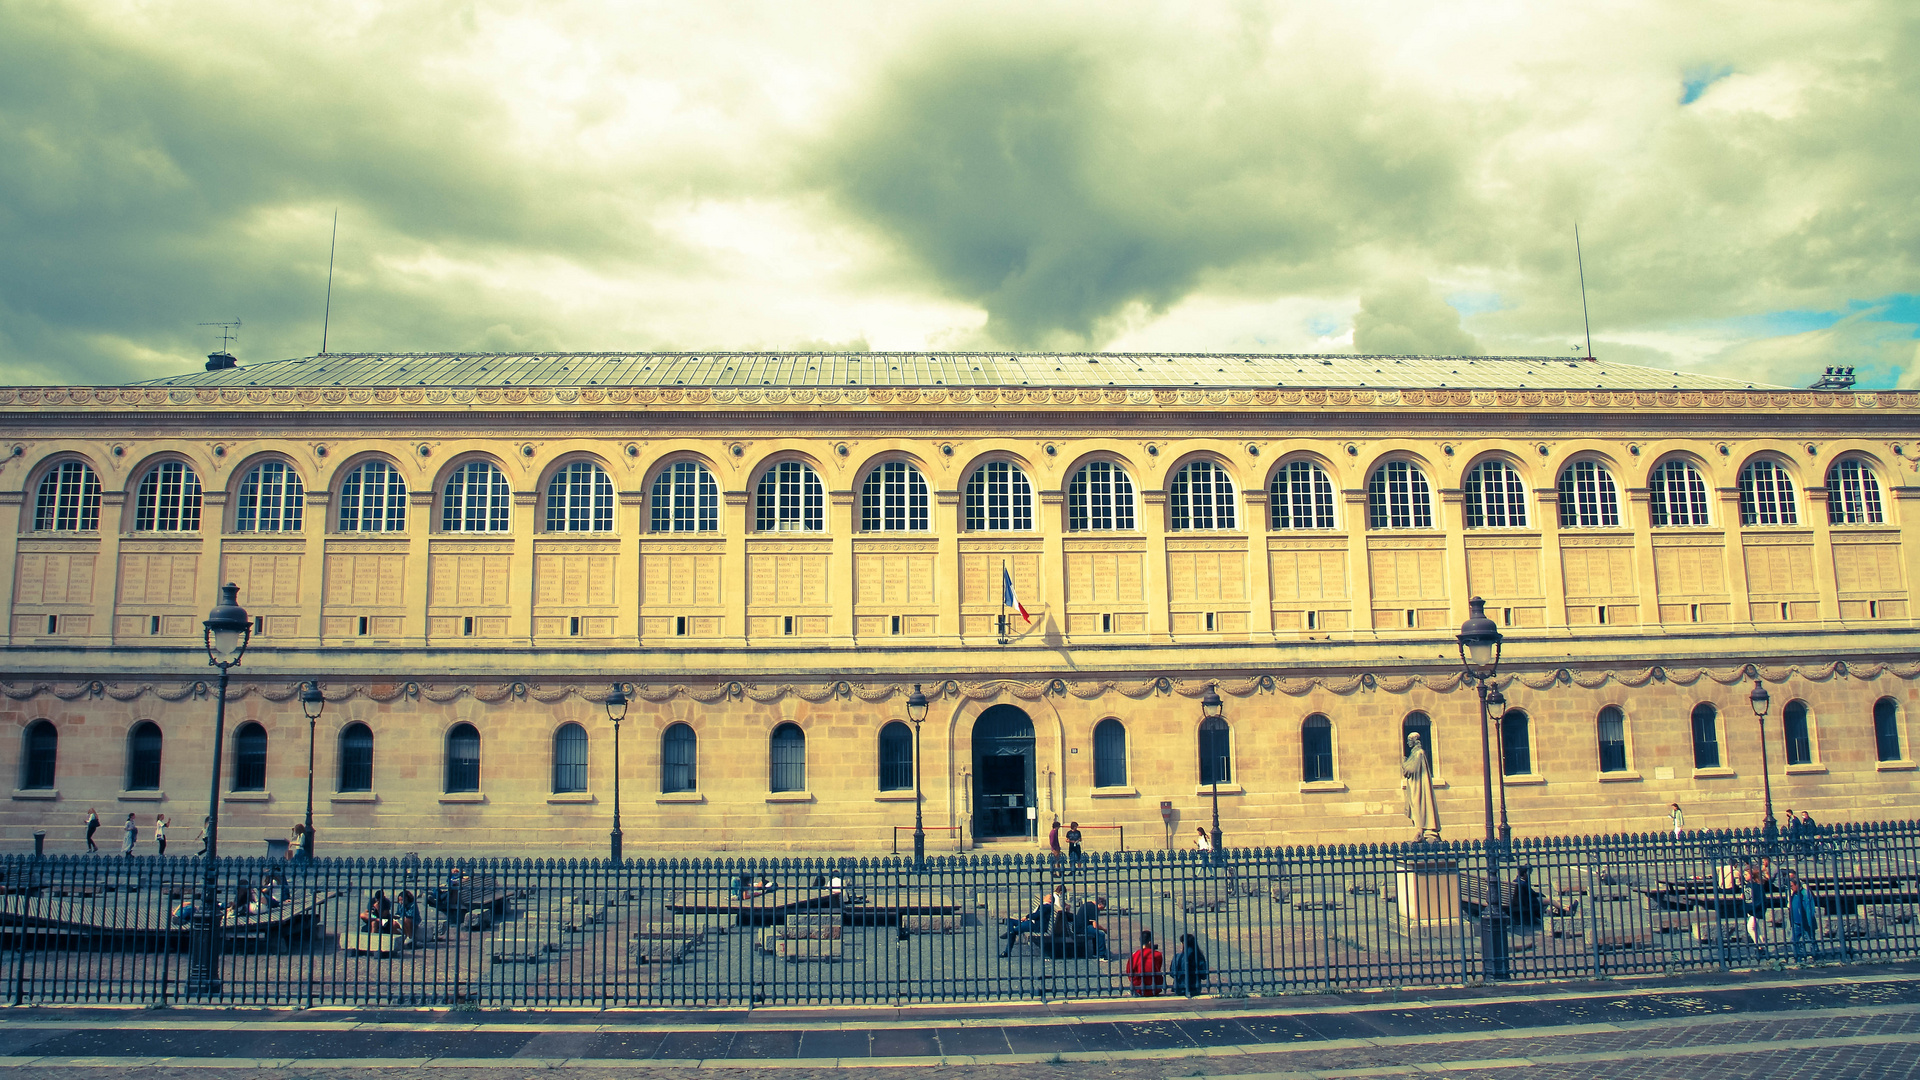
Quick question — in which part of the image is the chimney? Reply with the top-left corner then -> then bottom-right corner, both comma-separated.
205,351 -> 239,371
1808,366 -> 1855,390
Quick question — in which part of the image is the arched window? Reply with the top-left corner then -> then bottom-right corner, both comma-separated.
1739,460 -> 1798,526
1783,700 -> 1812,766
445,723 -> 481,792
134,462 -> 202,531
965,461 -> 1034,531
552,722 -> 588,793
877,722 -> 913,791
1596,706 -> 1628,773
1198,717 -> 1231,785
650,461 -> 720,532
861,461 -> 930,531
1558,460 -> 1621,528
441,461 -> 511,532
34,461 -> 101,531
20,720 -> 57,790
1067,461 -> 1136,531
232,722 -> 267,791
1402,712 -> 1434,773
126,721 -> 163,791
1827,459 -> 1885,525
756,461 -> 825,532
1270,461 -> 1335,530
546,461 -> 615,532
1649,460 -> 1710,527
1500,709 -> 1532,776
1874,698 -> 1903,762
1690,703 -> 1721,769
1367,461 -> 1433,529
338,460 -> 407,532
769,723 -> 806,792
337,723 -> 374,792
662,723 -> 697,792
1093,719 -> 1127,787
1464,460 -> 1528,528
1301,714 -> 1334,783
235,461 -> 305,532
1170,461 -> 1237,531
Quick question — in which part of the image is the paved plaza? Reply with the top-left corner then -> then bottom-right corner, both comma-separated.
0,964 -> 1916,1078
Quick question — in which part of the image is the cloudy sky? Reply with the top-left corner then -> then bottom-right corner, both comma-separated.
1,1 -> 1915,388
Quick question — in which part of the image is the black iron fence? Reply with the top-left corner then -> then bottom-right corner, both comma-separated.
2,820 -> 1916,1009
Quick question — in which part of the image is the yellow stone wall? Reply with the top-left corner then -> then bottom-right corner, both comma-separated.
1,384 -> 1917,854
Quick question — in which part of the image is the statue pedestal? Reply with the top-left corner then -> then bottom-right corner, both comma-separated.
1394,857 -> 1462,934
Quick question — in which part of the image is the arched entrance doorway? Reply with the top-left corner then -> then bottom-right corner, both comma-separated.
972,704 -> 1036,839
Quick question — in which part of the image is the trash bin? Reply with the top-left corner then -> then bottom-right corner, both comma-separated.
33,831 -> 45,857
263,837 -> 290,860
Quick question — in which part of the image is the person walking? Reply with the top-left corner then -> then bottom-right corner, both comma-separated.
1668,803 -> 1684,840
84,807 -> 100,853
1169,932 -> 1210,997
1066,821 -> 1084,868
195,816 -> 211,858
1194,827 -> 1212,854
1799,810 -> 1817,834
1787,872 -> 1820,963
154,814 -> 168,856
1126,929 -> 1165,996
120,813 -> 138,858
1047,819 -> 1063,867
1744,862 -> 1770,954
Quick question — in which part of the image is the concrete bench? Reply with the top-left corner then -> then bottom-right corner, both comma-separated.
775,935 -> 843,961
343,931 -> 414,957
900,914 -> 964,933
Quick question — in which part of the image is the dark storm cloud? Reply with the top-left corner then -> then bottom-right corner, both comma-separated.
812,28 -> 1473,349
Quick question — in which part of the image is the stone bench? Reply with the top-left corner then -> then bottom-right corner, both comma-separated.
343,931 -> 414,957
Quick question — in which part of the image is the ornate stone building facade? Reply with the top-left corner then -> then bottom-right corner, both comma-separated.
1,352 -> 1915,856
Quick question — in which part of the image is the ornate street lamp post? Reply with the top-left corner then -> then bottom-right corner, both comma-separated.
1749,677 -> 1778,844
1201,685 -> 1225,865
1488,686 -> 1511,843
1456,595 -> 1508,980
606,683 -> 628,863
189,582 -> 251,996
906,684 -> 930,867
299,681 -> 324,859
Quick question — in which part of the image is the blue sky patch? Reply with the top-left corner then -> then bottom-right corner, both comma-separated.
1446,290 -> 1504,316
1680,63 -> 1734,105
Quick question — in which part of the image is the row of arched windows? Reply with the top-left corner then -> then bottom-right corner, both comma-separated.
30,454 -> 1892,537
16,701 -> 1906,794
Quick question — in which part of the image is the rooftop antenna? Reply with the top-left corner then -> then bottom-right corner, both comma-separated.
1575,223 -> 1594,360
197,319 -> 242,351
320,210 -> 339,357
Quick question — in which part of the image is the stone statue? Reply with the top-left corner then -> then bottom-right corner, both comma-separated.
1401,733 -> 1441,842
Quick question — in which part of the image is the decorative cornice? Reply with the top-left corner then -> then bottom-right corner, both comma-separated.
7,660 -> 1916,706
0,385 -> 1912,413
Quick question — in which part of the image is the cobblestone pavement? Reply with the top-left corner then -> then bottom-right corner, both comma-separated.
1,968 -> 1917,1078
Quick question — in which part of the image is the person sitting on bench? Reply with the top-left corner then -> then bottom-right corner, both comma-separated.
394,890 -> 421,941
360,890 -> 393,932
1000,890 -> 1054,956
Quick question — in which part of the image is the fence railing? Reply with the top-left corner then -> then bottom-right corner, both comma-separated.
2,820 -> 1915,1009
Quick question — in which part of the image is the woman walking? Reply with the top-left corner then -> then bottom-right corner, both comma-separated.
154,814 -> 168,856
120,813 -> 138,858
84,808 -> 99,853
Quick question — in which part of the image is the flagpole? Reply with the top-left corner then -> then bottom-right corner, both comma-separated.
999,560 -> 1009,646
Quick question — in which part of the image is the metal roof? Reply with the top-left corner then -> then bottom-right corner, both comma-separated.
129,352 -> 1781,392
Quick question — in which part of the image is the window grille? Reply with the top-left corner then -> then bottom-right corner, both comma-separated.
1464,460 -> 1529,528
1649,460 -> 1711,527
445,723 -> 481,792
1170,461 -> 1237,530
1270,461 -> 1335,530
651,461 -> 720,532
861,462 -> 930,531
1067,462 -> 1136,531
546,461 -> 615,532
1301,715 -> 1334,783
769,723 -> 807,792
236,461 -> 305,532
442,461 -> 511,532
1597,706 -> 1628,772
1093,719 -> 1127,787
878,722 -> 913,791
1691,703 -> 1721,769
1558,460 -> 1620,528
338,724 -> 374,792
126,722 -> 162,791
1739,460 -> 1798,526
756,462 -> 825,532
338,461 -> 407,532
1827,458 -> 1884,525
662,723 -> 698,792
232,723 -> 267,791
964,462 -> 1033,531
1367,461 -> 1433,529
553,723 -> 588,792
34,461 -> 102,531
135,462 -> 202,531
1198,718 -> 1231,785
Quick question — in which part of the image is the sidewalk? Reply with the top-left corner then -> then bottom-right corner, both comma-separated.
0,962 -> 1917,1074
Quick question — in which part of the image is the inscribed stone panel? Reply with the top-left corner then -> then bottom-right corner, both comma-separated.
1744,544 -> 1815,595
1833,541 -> 1904,593
430,553 -> 510,607
1654,548 -> 1725,596
1467,548 -> 1541,599
1168,551 -> 1246,603
960,552 -> 1040,606
1269,550 -> 1348,603
223,553 -> 301,606
1561,547 -> 1634,598
542,552 -> 620,606
325,553 -> 406,607
14,552 -> 95,606
856,553 -> 936,606
1067,552 -> 1145,603
1368,549 -> 1445,601
119,552 -> 197,606
747,553 -> 827,606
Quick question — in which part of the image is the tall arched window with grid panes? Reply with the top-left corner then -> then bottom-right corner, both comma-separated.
1827,458 -> 1885,525
1739,459 -> 1798,526
34,461 -> 101,531
1649,460 -> 1711,527
861,461 -> 930,531
1367,461 -> 1433,529
442,461 -> 511,532
235,461 -> 304,532
1170,461 -> 1237,530
755,462 -> 825,532
1464,460 -> 1528,528
337,461 -> 407,532
134,462 -> 201,531
964,461 -> 1034,531
546,461 -> 614,532
1270,460 -> 1335,530
650,461 -> 720,532
1558,460 -> 1620,528
1067,461 -> 1136,530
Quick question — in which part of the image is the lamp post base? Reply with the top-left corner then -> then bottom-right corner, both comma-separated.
185,908 -> 223,996
912,829 -> 925,867
609,829 -> 623,864
1479,912 -> 1511,980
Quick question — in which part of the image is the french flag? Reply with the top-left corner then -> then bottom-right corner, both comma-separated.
1002,565 -> 1032,624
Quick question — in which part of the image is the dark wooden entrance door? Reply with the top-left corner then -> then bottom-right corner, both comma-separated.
971,705 -> 1036,839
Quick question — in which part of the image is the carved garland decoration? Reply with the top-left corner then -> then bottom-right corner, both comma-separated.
8,660 -> 1918,707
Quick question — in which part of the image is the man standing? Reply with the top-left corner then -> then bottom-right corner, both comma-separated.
1066,821 -> 1084,868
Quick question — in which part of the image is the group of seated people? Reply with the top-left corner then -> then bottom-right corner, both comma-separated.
999,887 -> 1111,959
728,873 -> 776,900
358,890 -> 422,939
168,871 -> 290,925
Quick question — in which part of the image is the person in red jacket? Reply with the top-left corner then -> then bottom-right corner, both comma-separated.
1126,929 -> 1165,996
